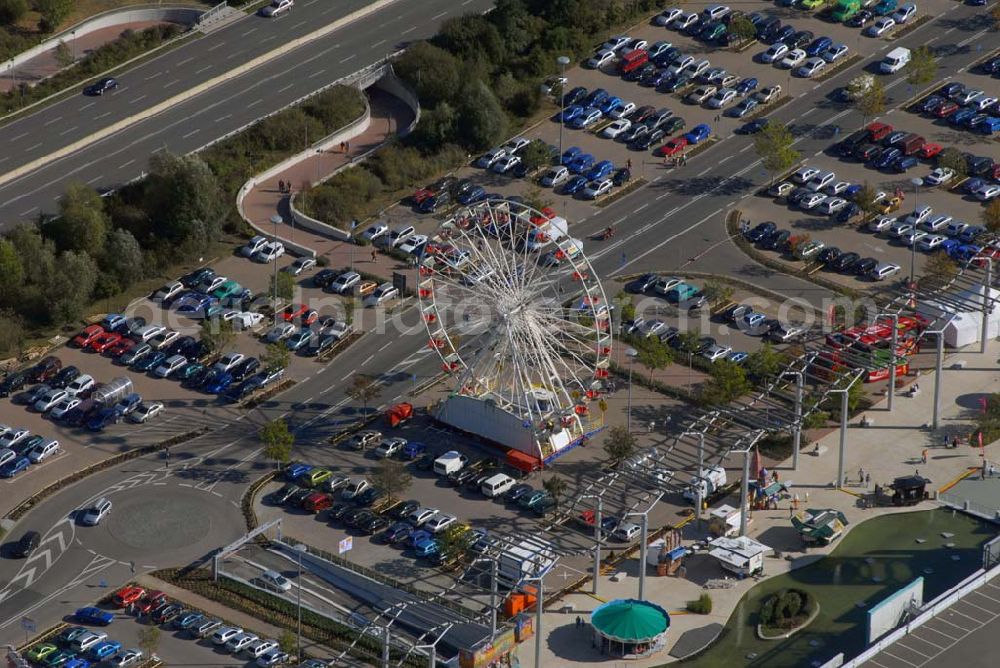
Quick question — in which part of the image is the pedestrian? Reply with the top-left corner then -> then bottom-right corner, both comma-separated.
952,436 -> 959,449
793,494 -> 799,511
833,125 -> 840,137
371,249 -> 377,263
921,449 -> 927,464
339,141 -> 345,152
576,616 -> 582,628
278,179 -> 285,193
944,434 -> 950,448
345,140 -> 350,154
858,467 -> 864,485
626,158 -> 632,170
773,470 -> 779,483
990,463 -> 996,477
648,420 -> 655,433
915,468 -> 920,478
865,472 -> 871,488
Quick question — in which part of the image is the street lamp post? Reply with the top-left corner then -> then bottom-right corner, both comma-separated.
877,313 -> 899,413
412,623 -> 452,668
625,347 -> 638,432
579,494 -> 603,595
270,214 -> 282,324
624,494 -> 661,601
679,432 -> 706,525
293,543 -> 307,660
909,177 -> 922,284
557,56 -> 570,162
781,371 -> 804,470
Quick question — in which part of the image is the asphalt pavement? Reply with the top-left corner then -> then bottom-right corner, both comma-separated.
0,0 -> 494,225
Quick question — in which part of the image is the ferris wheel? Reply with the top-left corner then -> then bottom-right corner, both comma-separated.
418,199 -> 613,460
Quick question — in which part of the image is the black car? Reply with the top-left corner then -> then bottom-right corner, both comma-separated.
612,167 -> 632,186
392,499 -> 421,520
938,82 -> 965,99
328,502 -> 353,522
467,469 -> 499,492
832,252 -> 861,272
267,484 -> 301,505
313,268 -> 339,289
660,117 -> 686,135
0,371 -> 26,397
533,496 -> 558,517
739,118 -> 769,134
562,86 -> 588,107
345,509 -> 374,529
286,488 -> 313,507
746,221 -> 777,242
855,143 -> 882,162
788,187 -> 812,206
817,247 -> 842,265
628,273 -> 659,293
358,514 -> 389,535
639,66 -> 666,87
786,30 -> 814,49
624,62 -> 656,82
418,190 -> 451,213
630,128 -> 665,151
978,57 -> 1000,75
381,522 -> 412,544
915,95 -> 945,114
151,604 -> 182,624
505,483 -> 533,503
48,366 -> 79,390
11,530 -> 40,558
164,335 -> 196,357
836,203 -> 861,223
771,25 -> 795,44
180,267 -> 214,289
231,357 -> 261,382
629,105 -> 656,123
659,75 -> 692,93
415,453 -> 436,471
847,9 -> 873,27
757,16 -> 780,40
14,384 -> 50,406
355,486 -> 387,507
179,338 -> 208,360
447,467 -> 478,488
451,179 -> 474,198
62,399 -> 98,427
967,155 -> 995,177
762,230 -> 791,251
85,77 -> 118,96
653,48 -> 681,67
854,257 -> 879,276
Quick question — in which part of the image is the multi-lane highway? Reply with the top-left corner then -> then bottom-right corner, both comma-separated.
0,0 -> 493,225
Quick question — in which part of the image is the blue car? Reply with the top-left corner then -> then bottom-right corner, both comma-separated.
74,607 -> 114,626
86,408 -> 118,433
204,372 -> 233,394
65,659 -> 91,668
949,108 -> 977,127
409,529 -> 432,548
0,456 -> 29,478
736,77 -> 758,95
874,148 -> 902,170
963,178 -> 985,194
805,37 -> 833,57
132,351 -> 166,372
893,156 -> 919,172
728,352 -> 749,364
598,95 -> 622,115
285,462 -> 314,480
88,641 -> 120,662
113,393 -> 142,419
560,105 -> 583,123
843,184 -> 863,198
585,160 -> 615,181
457,185 -> 486,205
417,195 -> 445,213
560,146 -> 582,165
563,175 -> 589,194
583,88 -> 609,107
940,239 -> 963,255
414,536 -> 439,558
383,522 -> 413,544
567,153 -> 594,174
684,124 -> 711,144
836,202 -> 861,223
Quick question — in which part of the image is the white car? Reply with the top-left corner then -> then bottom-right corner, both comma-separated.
668,54 -> 695,75
245,640 -> 279,659
800,193 -> 828,210
329,271 -> 361,294
227,633 -> 260,654
502,137 -> 531,154
212,627 -> 244,646
796,57 -> 826,78
760,43 -> 788,64
284,257 -> 316,276
918,234 -> 947,251
602,35 -> 631,51
946,221 -> 970,237
361,223 -> 387,242
825,181 -> 851,196
613,522 -> 641,543
256,650 -> 289,668
654,276 -> 684,294
154,355 -> 187,378
890,221 -> 914,238
373,437 -> 406,459
259,0 -> 292,17
902,205 -> 933,226
398,234 -> 428,255
241,236 -> 268,258
975,184 -> 1000,201
868,216 -> 896,233
321,321 -> 352,340
80,497 -> 112,526
132,324 -> 165,342
601,119 -> 631,138
476,147 -> 507,168
818,197 -> 848,215
779,49 -> 807,69
920,215 -> 952,232
702,4 -> 730,21
871,262 -> 901,281
253,242 -> 284,263
340,478 -> 371,500
50,397 -> 81,420
706,88 -> 737,109
792,166 -> 821,184
129,402 -> 164,424
971,96 -> 998,111
769,181 -> 795,198
408,507 -> 439,527
702,344 -> 732,362
34,388 -> 67,413
28,439 -> 59,464
608,101 -> 636,119
73,633 -> 107,653
866,17 -> 896,37
924,167 -> 955,186
673,12 -> 698,30
491,154 -> 521,174
226,310 -> 265,330
541,166 -> 569,186
198,276 -> 226,293
214,352 -> 246,373
582,179 -> 613,199
150,329 -> 180,351
655,7 -> 684,25
687,85 -> 717,104
425,512 -> 457,534
586,49 -> 616,69
822,44 -> 849,63
364,283 -> 399,307
66,374 -> 95,397
0,448 -> 16,468
891,3 -> 916,23
756,85 -> 782,103
110,650 -> 143,668
0,428 -> 29,449
152,281 -> 183,302
807,171 -> 836,192
901,229 -> 928,246
264,322 -> 296,343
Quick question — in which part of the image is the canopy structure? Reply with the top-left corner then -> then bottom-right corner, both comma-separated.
792,508 -> 849,545
590,599 -> 670,659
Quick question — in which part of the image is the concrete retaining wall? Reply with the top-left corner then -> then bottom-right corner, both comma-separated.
4,4 -> 203,73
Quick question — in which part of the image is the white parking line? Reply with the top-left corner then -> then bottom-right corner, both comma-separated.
118,159 -> 135,169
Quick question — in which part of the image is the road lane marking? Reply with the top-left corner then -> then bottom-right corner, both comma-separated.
79,102 -> 95,111
309,69 -> 326,78
371,39 -> 386,48
247,99 -> 263,108
339,54 -> 356,63
164,79 -> 180,87
130,95 -> 146,104
208,42 -> 226,51
215,114 -> 232,122
195,65 -> 211,74
241,27 -> 257,37
118,159 -> 135,169
226,49 -> 247,60
278,83 -> 294,93
10,131 -> 27,141
145,72 -> 162,80
176,56 -> 193,67
86,174 -> 103,184
19,206 -> 36,216
26,142 -> 41,151
182,129 -> 200,139
432,11 -> 447,20
43,116 -> 61,126
94,112 -> 110,120
696,167 -> 711,176
401,26 -> 416,34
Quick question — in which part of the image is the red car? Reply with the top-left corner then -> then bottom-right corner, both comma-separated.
134,590 -> 167,614
72,324 -> 104,348
934,101 -> 959,118
297,309 -> 319,326
90,332 -> 123,353
529,207 -> 558,226
918,142 -> 942,159
656,137 -> 688,157
865,121 -> 893,141
280,304 -> 309,322
107,338 -> 136,358
112,585 -> 146,608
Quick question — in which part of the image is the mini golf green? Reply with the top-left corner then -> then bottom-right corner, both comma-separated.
676,509 -> 997,667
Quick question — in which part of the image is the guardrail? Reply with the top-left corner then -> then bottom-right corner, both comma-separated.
938,491 -> 1000,522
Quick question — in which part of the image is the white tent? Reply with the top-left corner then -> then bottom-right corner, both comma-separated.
916,285 -> 1000,348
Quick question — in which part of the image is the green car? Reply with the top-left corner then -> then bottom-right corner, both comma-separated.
701,23 -> 727,41
517,490 -> 551,510
661,117 -> 686,135
800,0 -> 825,8
211,280 -> 244,301
303,468 -> 334,488
43,650 -> 76,668
176,362 -> 205,381
56,627 -> 88,646
27,644 -> 59,663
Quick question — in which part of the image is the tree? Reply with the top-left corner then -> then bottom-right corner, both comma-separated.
46,182 -> 109,257
33,0 -> 72,32
992,2 -> 1000,27
700,361 -> 751,406
277,630 -> 296,655
0,239 -> 24,306
855,78 -> 886,126
542,475 -> 567,509
0,310 -> 24,356
454,80 -> 507,151
729,14 -> 757,49
922,251 -> 959,282
44,250 -> 97,325
260,418 -> 294,467
905,46 -> 937,85
845,74 -> 874,103
261,342 -> 291,371
136,626 -> 160,660
746,343 -> 785,381
936,148 -> 967,177
200,317 -> 235,356
702,279 -> 733,307
0,0 -> 28,26
853,181 -> 881,224
674,330 -> 702,355
753,123 -> 799,185
273,271 -> 295,301
520,139 -> 553,173
145,152 -> 225,250
521,185 -> 552,212
371,459 -> 412,503
54,41 -> 73,67
100,228 -> 143,292
636,342 -> 672,371
984,199 -> 1000,233
346,374 -> 381,416
603,425 -> 636,467
393,41 -> 462,109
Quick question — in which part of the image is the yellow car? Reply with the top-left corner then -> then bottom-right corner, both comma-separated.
27,644 -> 59,663
877,196 -> 902,214
303,468 -> 334,488
357,280 -> 378,297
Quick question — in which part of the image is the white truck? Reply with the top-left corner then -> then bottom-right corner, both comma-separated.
498,538 -> 556,585
525,216 -> 569,251
682,466 -> 727,503
880,47 -> 911,74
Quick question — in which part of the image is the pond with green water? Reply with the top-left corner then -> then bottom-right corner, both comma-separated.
676,509 -> 997,667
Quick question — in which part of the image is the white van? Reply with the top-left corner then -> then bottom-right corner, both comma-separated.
481,473 -> 515,498
258,569 -> 292,592
880,47 -> 911,74
433,451 -> 468,476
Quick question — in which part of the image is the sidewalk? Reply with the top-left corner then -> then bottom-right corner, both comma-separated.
240,87 -> 416,279
2,20 -> 174,92
519,338 -> 1000,667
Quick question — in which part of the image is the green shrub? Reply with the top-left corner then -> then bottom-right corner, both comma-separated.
686,593 -> 713,614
